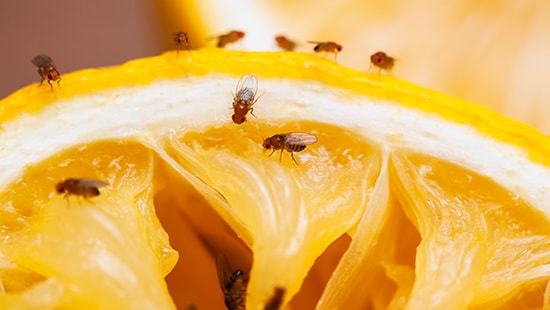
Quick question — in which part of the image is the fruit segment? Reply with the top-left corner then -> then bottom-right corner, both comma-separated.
167,121 -> 382,308
390,153 -> 550,309
318,151 -> 391,309
0,142 -> 178,309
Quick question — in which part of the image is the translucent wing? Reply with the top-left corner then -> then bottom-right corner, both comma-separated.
216,255 -> 231,289
235,74 -> 258,95
284,132 -> 318,145
76,179 -> 109,188
32,54 -> 53,67
306,41 -> 327,44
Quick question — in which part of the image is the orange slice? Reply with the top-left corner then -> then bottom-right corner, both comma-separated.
0,48 -> 549,309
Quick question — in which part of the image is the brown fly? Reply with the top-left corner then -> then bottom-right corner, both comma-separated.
264,287 -> 285,310
216,255 -> 248,310
307,41 -> 342,61
173,31 -> 192,56
32,54 -> 61,90
275,35 -> 296,51
232,74 -> 259,124
55,178 -> 109,199
263,132 -> 318,164
370,51 -> 395,72
216,30 -> 245,48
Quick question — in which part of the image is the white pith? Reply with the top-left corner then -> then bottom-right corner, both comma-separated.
0,73 -> 549,219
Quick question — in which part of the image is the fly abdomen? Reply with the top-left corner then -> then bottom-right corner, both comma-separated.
89,187 -> 100,197
224,292 -> 246,310
286,144 -> 306,153
81,187 -> 100,198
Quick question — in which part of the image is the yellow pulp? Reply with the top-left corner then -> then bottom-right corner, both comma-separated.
1,120 -> 549,308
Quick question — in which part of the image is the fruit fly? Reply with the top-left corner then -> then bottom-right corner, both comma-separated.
173,31 -> 192,56
307,41 -> 343,61
232,74 -> 259,124
32,54 -> 61,90
216,255 -> 248,310
264,287 -> 285,310
216,30 -> 245,48
275,35 -> 296,51
55,178 -> 109,199
370,51 -> 395,72
263,132 -> 318,164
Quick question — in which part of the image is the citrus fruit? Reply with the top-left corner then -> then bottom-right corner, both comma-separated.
1,48 -> 550,309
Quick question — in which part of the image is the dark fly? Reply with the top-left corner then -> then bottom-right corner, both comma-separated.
232,74 -> 259,124
32,54 -> 61,90
216,255 -> 248,310
264,287 -> 285,310
262,132 -> 318,164
55,178 -> 109,199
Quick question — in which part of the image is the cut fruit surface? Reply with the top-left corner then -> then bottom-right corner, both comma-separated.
0,48 -> 550,309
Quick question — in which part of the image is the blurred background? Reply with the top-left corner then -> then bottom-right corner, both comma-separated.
1,0 -> 549,133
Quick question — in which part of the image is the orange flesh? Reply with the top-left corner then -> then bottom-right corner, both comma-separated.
389,153 -> 550,308
0,120 -> 549,308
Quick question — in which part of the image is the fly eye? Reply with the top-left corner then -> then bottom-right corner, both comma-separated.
55,183 -> 64,193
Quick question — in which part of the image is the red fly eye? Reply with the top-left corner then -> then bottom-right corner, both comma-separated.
55,183 -> 64,193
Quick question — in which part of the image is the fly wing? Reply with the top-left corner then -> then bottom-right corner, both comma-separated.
77,179 -> 109,188
32,55 -> 53,67
306,41 -> 326,44
284,132 -> 318,145
235,74 -> 258,95
216,255 -> 230,289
